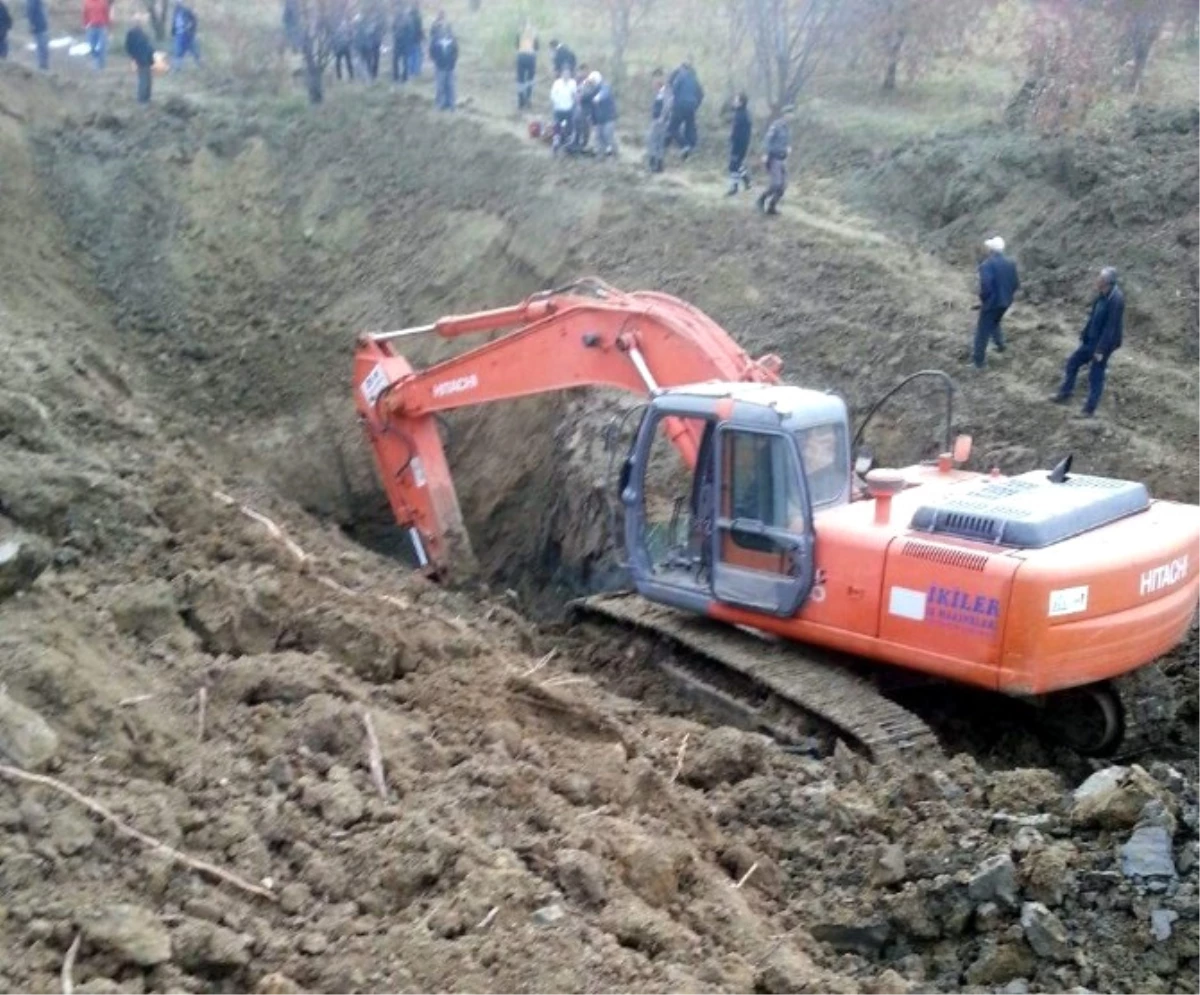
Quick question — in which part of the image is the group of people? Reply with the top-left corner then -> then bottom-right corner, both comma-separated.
973,239 -> 1126,416
291,2 -> 459,111
546,40 -> 618,158
0,0 -> 199,103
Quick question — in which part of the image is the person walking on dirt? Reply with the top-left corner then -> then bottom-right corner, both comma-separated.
125,13 -> 156,103
26,0 -> 48,70
972,236 -> 1020,369
282,0 -> 302,53
82,0 -> 111,70
667,59 -> 703,157
355,7 -> 384,80
549,38 -> 576,77
591,71 -> 618,158
170,2 -> 200,71
549,64 -> 576,154
646,67 -> 671,173
1051,267 -> 1125,417
429,19 -> 458,111
515,19 -> 538,110
756,115 -> 790,216
0,2 -> 13,60
727,92 -> 752,195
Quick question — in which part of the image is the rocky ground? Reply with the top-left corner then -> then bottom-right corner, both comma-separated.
0,28 -> 1196,995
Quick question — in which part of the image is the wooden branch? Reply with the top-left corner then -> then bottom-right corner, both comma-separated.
735,861 -> 759,889
669,732 -> 690,784
61,933 -> 81,995
361,708 -> 387,801
0,764 -> 276,901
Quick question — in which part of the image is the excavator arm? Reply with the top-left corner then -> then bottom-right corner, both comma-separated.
352,279 -> 782,578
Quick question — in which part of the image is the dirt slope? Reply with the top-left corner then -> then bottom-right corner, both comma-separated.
0,60 -> 1196,995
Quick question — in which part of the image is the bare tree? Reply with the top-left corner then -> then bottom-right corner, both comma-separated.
295,0 -> 338,104
596,0 -> 657,86
743,0 -> 841,113
141,0 -> 169,42
1115,0 -> 1171,93
849,0 -> 997,92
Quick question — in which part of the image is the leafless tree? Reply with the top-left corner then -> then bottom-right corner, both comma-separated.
295,0 -> 338,104
141,0 -> 169,42
743,0 -> 841,113
1116,0 -> 1171,93
595,0 -> 657,86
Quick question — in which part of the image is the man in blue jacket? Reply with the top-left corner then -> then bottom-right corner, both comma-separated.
1052,267 -> 1125,417
26,0 -> 48,70
973,236 -> 1020,369
667,60 -> 703,157
429,19 -> 458,110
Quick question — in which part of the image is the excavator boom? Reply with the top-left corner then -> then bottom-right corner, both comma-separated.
353,279 -> 782,576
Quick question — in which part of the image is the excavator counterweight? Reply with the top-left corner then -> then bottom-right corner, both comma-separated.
353,279 -> 1200,757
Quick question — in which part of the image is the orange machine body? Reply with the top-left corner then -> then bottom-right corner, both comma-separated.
707,461 -> 1199,696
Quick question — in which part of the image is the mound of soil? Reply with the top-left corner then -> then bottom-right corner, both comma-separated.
0,61 -> 1196,995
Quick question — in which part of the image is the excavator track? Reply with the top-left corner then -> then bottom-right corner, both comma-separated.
1112,660 -> 1177,759
574,593 -> 941,763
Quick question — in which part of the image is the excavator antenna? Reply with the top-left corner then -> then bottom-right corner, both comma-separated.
1048,454 -> 1074,483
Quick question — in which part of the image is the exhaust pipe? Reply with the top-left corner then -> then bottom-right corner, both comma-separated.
866,469 -> 907,527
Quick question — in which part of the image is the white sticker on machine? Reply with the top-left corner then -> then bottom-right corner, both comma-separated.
409,456 -> 427,488
1048,585 -> 1089,617
361,364 -> 389,405
888,586 -> 927,621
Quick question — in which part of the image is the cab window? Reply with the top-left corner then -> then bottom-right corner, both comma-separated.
796,423 -> 849,508
724,431 -> 806,534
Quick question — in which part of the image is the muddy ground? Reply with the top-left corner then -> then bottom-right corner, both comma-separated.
0,47 -> 1197,995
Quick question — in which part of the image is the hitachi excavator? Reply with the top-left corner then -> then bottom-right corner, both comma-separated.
353,279 -> 1199,759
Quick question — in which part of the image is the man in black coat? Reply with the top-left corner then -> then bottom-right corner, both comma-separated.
1052,267 -> 1125,417
392,1 -> 413,80
549,39 -> 575,76
667,60 -> 703,156
726,92 -> 751,195
26,0 -> 48,69
125,15 -> 156,103
0,2 -> 12,59
973,236 -> 1020,368
430,20 -> 458,110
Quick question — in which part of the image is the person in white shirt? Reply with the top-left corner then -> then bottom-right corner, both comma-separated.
549,66 -> 577,154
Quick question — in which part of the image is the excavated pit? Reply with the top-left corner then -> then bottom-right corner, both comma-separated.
1,63 -> 1197,995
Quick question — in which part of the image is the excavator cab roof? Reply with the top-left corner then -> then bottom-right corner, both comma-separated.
655,381 -> 847,430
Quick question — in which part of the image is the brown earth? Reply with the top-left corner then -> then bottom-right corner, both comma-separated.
0,46 -> 1197,995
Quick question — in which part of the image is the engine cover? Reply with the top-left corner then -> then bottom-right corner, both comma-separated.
909,471 -> 1150,549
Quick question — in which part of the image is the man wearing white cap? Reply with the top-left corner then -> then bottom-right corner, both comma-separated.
973,236 -> 1020,369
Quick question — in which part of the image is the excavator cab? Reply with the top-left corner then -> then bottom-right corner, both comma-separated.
622,383 -> 851,619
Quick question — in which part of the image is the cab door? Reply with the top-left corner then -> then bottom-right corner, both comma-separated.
711,425 -> 815,617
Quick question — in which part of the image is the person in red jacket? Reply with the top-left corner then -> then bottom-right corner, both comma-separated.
83,0 -> 111,69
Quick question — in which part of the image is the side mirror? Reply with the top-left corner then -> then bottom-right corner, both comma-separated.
953,434 -> 972,464
854,446 -> 876,477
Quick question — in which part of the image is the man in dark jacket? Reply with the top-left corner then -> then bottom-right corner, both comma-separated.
26,0 -> 48,70
170,2 -> 200,71
0,2 -> 13,59
756,115 -> 790,215
429,20 -> 458,110
355,7 -> 384,80
667,60 -> 703,156
549,38 -> 575,76
1052,267 -> 1125,417
591,72 -> 618,157
125,14 -> 156,103
405,3 -> 424,78
973,236 -> 1020,368
391,1 -> 413,80
727,92 -> 751,195
329,8 -> 353,81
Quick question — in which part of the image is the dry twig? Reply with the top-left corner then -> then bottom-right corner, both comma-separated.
0,764 -> 276,901
476,906 -> 499,930
669,732 -> 690,784
116,694 -> 154,708
735,861 -> 759,890
521,648 -> 557,679
61,932 -> 81,995
361,708 -> 387,801
196,686 -> 208,743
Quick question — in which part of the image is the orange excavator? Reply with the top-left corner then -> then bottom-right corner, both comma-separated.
353,279 -> 1199,758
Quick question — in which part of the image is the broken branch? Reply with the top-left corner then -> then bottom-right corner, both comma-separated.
61,932 -> 81,995
735,861 -> 759,890
0,764 -> 276,901
521,648 -> 557,679
669,732 -> 690,784
361,708 -> 387,801
196,686 -> 208,743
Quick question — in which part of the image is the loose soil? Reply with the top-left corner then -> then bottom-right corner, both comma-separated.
0,47 -> 1196,995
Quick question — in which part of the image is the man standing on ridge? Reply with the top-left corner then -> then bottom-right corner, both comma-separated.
667,59 -> 703,157
125,11 -> 156,103
170,2 -> 200,71
83,0 -> 111,69
405,3 -> 424,79
26,0 -> 48,70
727,92 -> 752,195
429,16 -> 458,110
515,19 -> 538,110
0,2 -> 13,60
550,38 -> 575,77
1051,267 -> 1125,418
972,236 -> 1020,369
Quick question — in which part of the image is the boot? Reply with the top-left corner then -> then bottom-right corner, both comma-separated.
726,180 -> 739,196
742,170 -> 751,190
